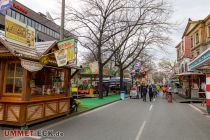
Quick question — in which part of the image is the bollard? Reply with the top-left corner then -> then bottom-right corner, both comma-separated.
120,90 -> 125,100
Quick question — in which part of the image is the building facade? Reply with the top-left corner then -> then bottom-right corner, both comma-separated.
0,0 -> 73,42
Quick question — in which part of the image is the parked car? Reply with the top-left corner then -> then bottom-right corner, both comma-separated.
130,87 -> 139,99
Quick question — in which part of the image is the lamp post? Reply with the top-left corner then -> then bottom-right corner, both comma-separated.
60,0 -> 65,39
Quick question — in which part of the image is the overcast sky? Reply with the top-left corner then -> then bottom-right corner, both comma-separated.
16,0 -> 210,60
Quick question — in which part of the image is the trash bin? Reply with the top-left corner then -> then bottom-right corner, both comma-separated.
168,92 -> 172,103
120,90 -> 125,100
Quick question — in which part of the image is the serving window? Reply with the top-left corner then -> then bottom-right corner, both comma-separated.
4,62 -> 23,94
31,67 -> 66,96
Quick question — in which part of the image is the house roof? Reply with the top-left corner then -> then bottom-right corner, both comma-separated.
182,20 -> 202,38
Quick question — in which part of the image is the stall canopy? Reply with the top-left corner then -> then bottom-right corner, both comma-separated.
189,48 -> 210,71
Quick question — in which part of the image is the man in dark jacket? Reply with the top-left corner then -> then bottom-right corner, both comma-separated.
148,84 -> 154,102
141,83 -> 148,102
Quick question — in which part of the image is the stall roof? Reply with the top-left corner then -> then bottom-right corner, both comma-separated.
35,41 -> 57,56
0,36 -> 57,60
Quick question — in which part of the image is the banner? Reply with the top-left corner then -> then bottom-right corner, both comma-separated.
57,38 -> 75,62
54,49 -> 68,67
0,0 -> 13,12
5,16 -> 35,47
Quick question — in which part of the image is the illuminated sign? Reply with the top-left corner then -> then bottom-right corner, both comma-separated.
13,2 -> 28,14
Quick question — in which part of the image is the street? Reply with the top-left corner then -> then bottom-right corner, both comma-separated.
12,95 -> 210,140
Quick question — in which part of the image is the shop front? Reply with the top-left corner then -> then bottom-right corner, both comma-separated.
189,48 -> 210,113
177,72 -> 205,99
0,38 -> 75,126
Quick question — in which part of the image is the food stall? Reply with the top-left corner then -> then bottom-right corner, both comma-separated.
77,62 -> 110,97
0,36 -> 79,126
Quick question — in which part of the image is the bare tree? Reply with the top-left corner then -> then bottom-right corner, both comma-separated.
158,58 -> 176,73
65,0 -> 172,98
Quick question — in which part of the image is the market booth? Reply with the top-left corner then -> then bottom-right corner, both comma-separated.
189,48 -> 210,113
0,37 -> 76,126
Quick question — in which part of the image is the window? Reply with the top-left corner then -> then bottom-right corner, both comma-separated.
35,22 -> 39,30
38,23 -> 41,31
6,9 -> 12,17
28,18 -> 32,26
31,20 -> 35,28
4,62 -> 23,94
197,51 -> 200,56
208,26 -> 210,38
16,12 -> 20,21
196,32 -> 199,44
191,36 -> 194,48
44,26 -> 47,33
24,16 -> 28,25
12,10 -> 16,19
41,25 -> 44,33
31,68 -> 65,96
20,14 -> 25,23
46,28 -> 50,35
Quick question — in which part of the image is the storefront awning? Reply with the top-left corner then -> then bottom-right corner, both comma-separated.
189,48 -> 210,70
176,72 -> 203,76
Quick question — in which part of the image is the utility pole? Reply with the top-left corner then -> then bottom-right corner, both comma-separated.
60,0 -> 65,39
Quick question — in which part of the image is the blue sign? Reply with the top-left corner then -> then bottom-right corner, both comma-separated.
189,49 -> 210,70
0,0 -> 13,13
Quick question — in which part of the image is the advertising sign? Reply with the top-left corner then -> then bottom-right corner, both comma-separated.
54,49 -> 68,67
89,61 -> 99,74
0,0 -> 13,12
57,38 -> 75,62
5,16 -> 35,47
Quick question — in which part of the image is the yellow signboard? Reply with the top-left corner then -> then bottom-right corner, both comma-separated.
5,16 -> 35,47
57,38 -> 75,62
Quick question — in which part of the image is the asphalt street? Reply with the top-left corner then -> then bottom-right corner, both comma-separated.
5,94 -> 210,140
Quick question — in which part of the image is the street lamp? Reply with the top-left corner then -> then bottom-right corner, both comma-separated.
60,0 -> 65,39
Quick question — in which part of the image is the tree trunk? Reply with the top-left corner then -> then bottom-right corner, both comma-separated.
119,65 -> 124,91
98,62 -> 103,99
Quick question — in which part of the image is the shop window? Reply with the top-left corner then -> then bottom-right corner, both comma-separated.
31,67 -> 66,96
4,62 -> 23,94
196,32 -> 199,44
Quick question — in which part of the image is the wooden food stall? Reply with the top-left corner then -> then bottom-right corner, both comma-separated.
0,37 -> 76,126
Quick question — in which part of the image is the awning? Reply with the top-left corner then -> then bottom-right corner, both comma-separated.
176,72 -> 203,76
189,48 -> 210,70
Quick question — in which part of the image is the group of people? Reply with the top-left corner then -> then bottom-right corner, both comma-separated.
139,83 -> 166,102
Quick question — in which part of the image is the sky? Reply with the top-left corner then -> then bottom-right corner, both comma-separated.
16,0 -> 210,61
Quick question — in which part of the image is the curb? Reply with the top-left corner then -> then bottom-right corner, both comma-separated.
190,103 -> 207,114
70,98 -> 122,117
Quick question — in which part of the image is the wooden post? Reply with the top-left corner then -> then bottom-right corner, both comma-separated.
22,69 -> 31,101
0,61 -> 6,99
64,69 -> 70,97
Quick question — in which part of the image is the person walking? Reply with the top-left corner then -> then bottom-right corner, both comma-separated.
148,84 -> 154,102
141,83 -> 148,102
162,85 -> 167,99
